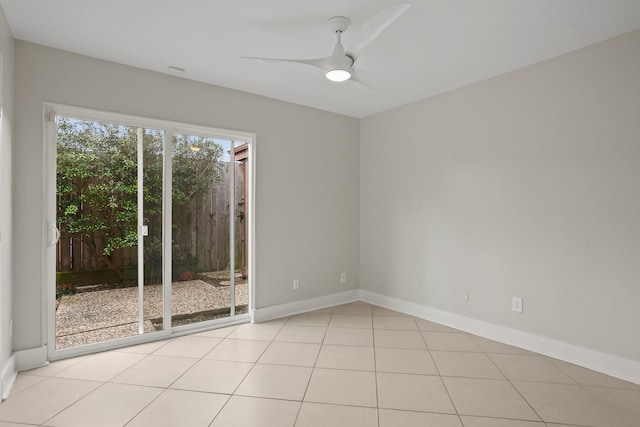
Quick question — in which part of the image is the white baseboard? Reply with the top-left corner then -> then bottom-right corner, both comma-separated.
253,290 -> 359,323
8,291 -> 636,389
1,353 -> 17,401
358,290 -> 640,385
15,345 -> 48,372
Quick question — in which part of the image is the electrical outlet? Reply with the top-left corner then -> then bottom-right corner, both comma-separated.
512,297 -> 523,313
293,279 -> 300,290
340,272 -> 347,283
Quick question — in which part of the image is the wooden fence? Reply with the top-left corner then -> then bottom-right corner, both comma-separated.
173,163 -> 246,273
56,162 -> 246,279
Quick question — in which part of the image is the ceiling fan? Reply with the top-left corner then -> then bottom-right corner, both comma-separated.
243,2 -> 412,88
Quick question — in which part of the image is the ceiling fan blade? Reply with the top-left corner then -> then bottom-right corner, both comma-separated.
350,69 -> 375,91
242,56 -> 331,70
347,2 -> 411,58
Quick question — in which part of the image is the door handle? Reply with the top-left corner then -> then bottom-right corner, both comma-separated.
47,223 -> 60,247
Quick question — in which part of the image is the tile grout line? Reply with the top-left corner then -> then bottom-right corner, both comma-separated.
39,350 -> 157,425
39,378 -> 109,426
119,331 -> 232,427
228,318 -> 289,394
484,349 -> 635,425
214,320 -> 287,423
372,308 -> 381,427
482,344 -> 547,424
292,307 -> 333,427
416,317 -> 465,427
162,323 -> 260,426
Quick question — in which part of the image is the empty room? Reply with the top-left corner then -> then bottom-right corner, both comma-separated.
0,1 -> 639,426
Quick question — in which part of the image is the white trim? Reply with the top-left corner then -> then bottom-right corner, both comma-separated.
43,106 -> 57,355
136,128 -> 144,335
42,103 -> 255,145
49,330 -> 172,361
163,130 -> 173,333
252,290 -> 360,323
359,290 -> 640,385
171,313 -> 250,336
14,345 -> 48,372
229,143 -> 236,316
1,353 -> 16,401
247,141 -> 256,322
48,315 -> 250,361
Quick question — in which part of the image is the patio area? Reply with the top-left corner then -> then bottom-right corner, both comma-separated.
55,279 -> 247,349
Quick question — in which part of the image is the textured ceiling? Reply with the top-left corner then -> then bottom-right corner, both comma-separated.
2,0 -> 640,117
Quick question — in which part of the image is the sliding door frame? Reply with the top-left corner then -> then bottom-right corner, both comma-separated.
43,103 -> 256,360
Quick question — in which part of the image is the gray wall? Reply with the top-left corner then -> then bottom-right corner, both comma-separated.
13,41 -> 360,351
0,6 -> 15,393
360,29 -> 640,361
8,12 -> 640,370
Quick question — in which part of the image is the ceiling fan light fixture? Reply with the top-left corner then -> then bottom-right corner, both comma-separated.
326,68 -> 351,82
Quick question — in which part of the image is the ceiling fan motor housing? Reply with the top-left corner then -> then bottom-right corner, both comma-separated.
330,53 -> 354,70
328,16 -> 351,33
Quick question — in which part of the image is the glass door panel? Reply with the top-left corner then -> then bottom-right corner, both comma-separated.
172,134 -> 242,326
141,128 -> 165,333
233,141 -> 249,315
54,117 -> 164,349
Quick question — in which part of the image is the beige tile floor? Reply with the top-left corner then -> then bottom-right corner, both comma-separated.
1,301 -> 639,427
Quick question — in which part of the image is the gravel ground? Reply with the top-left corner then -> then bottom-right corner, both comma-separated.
55,279 -> 247,349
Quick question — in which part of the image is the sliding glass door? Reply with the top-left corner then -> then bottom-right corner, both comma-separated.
45,104 -> 253,357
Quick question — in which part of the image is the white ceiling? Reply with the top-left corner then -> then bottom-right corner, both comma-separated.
2,0 -> 640,118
